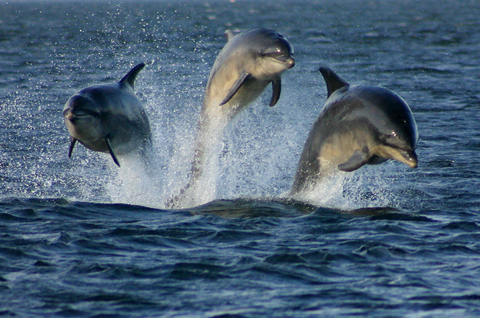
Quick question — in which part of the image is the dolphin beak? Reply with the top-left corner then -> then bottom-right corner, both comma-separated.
392,148 -> 418,168
401,150 -> 418,168
376,145 -> 418,169
287,57 -> 295,68
281,55 -> 295,68
268,53 -> 295,68
63,109 -> 76,121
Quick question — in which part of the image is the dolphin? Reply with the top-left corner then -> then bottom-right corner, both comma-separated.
171,29 -> 295,208
291,67 -> 418,195
203,28 -> 295,116
63,63 -> 151,167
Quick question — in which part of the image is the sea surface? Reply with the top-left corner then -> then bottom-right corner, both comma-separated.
1,0 -> 480,317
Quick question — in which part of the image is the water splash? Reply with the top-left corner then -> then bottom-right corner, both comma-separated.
288,165 -> 398,210
106,154 -> 164,208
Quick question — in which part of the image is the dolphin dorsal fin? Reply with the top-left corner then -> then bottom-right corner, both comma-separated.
224,30 -> 236,42
119,63 -> 145,90
319,67 -> 349,98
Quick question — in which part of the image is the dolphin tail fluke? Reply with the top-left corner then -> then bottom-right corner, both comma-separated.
219,72 -> 250,106
68,137 -> 77,158
119,63 -> 146,90
269,77 -> 281,106
105,137 -> 121,167
319,67 -> 349,98
338,148 -> 369,172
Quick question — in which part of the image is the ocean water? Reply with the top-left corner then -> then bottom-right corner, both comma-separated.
1,0 -> 480,316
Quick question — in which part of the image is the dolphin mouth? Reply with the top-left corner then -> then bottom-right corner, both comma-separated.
376,145 -> 418,169
63,109 -> 76,120
286,58 -> 296,68
263,52 -> 295,67
399,149 -> 418,168
277,55 -> 295,68
63,108 -> 97,120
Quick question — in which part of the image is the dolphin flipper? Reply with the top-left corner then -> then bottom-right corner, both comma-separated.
105,137 -> 121,167
338,148 -> 369,172
68,137 -> 77,158
269,77 -> 281,106
319,67 -> 349,98
119,63 -> 146,90
219,72 -> 250,106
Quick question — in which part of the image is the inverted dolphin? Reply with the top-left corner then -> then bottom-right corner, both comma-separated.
291,67 -> 418,195
171,29 -> 295,208
63,63 -> 151,167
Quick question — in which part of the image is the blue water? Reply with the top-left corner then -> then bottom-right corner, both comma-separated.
1,0 -> 480,316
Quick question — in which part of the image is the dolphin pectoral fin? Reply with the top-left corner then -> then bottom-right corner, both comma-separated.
269,78 -> 281,106
219,72 -> 250,106
338,149 -> 369,172
319,67 -> 349,98
68,137 -> 77,158
105,137 -> 120,167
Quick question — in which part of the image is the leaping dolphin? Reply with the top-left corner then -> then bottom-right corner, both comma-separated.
291,67 -> 418,195
63,63 -> 151,167
172,29 -> 295,208
204,28 -> 295,114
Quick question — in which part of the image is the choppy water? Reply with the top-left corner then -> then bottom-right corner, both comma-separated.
1,0 -> 480,316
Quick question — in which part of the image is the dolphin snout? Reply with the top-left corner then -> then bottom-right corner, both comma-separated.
63,109 -> 76,121
287,57 -> 295,68
270,53 -> 295,68
380,146 -> 418,169
402,150 -> 418,168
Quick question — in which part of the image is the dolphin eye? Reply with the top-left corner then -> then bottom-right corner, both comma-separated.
271,53 -> 292,62
74,110 -> 86,116
262,47 -> 283,55
380,131 -> 402,147
72,109 -> 89,117
260,49 -> 292,62
73,108 -> 100,118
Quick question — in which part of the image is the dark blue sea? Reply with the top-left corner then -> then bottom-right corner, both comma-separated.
1,0 -> 480,316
